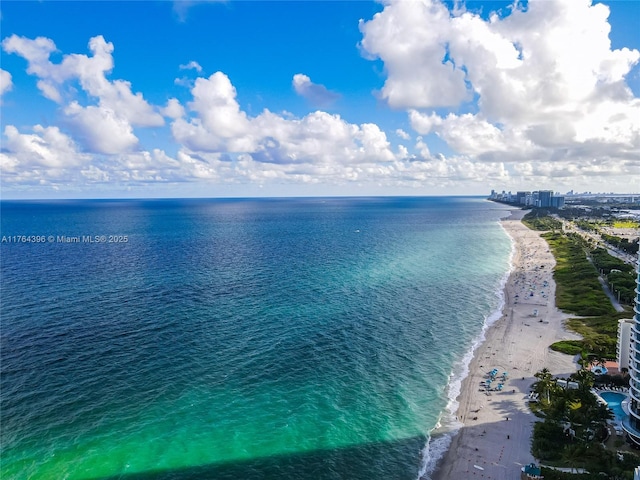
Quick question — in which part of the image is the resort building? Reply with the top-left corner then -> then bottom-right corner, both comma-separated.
622,252 -> 640,446
619,318 -> 635,371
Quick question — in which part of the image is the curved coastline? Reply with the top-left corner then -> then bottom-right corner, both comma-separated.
425,208 -> 580,480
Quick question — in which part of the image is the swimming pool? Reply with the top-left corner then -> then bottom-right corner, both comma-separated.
600,391 -> 628,422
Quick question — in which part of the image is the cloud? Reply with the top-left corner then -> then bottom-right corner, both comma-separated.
2,34 -> 164,154
358,0 -> 469,108
292,74 -> 341,107
0,69 -> 12,97
173,71 -> 396,169
3,14 -> 637,196
360,0 -> 640,183
174,76 -> 193,88
7,63 -> 398,190
410,111 -> 516,158
179,60 -> 203,72
163,71 -> 525,190
0,125 -> 92,185
0,57 -> 609,192
2,36 -> 63,102
414,136 -> 431,158
0,123 -> 211,186
1,124 -> 88,169
161,98 -> 186,119
63,102 -> 139,154
396,129 -> 410,140
2,36 -> 57,79
188,72 -> 252,140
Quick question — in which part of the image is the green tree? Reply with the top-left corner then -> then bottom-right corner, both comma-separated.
571,369 -> 595,395
534,368 -> 560,404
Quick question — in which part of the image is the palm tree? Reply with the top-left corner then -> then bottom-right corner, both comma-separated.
572,368 -> 596,395
534,368 -> 559,405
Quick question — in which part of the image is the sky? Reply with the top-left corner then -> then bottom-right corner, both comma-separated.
0,0 -> 639,199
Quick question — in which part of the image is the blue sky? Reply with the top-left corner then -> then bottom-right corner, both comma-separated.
1,0 -> 639,198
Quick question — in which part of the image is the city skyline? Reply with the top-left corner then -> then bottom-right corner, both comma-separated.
1,0 -> 639,199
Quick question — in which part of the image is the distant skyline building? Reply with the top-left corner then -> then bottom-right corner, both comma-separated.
516,191 -> 530,205
622,252 -> 640,446
550,195 -> 565,209
489,189 -> 565,208
538,190 -> 553,208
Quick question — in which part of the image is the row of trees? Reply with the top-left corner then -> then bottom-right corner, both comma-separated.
591,247 -> 636,305
601,234 -> 639,255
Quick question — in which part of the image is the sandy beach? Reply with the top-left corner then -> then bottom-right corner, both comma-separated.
431,209 -> 581,480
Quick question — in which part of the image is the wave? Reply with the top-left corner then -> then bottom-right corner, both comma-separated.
416,220 -> 515,479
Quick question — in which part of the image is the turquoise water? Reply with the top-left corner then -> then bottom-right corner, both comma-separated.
600,391 -> 628,422
0,197 -> 513,480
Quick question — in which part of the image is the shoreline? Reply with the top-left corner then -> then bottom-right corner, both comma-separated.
428,209 -> 580,480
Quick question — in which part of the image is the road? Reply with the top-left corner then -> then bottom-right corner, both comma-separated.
560,219 -> 637,266
598,276 -> 625,313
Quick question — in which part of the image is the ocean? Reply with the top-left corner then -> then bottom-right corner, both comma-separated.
0,196 -> 513,480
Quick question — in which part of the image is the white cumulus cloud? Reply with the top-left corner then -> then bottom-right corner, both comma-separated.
2,34 -> 164,154
359,0 -> 469,108
161,98 -> 186,119
1,124 -> 88,169
0,124 -> 93,185
165,70 -> 526,191
172,71 -> 397,170
360,0 -> 640,185
63,102 -> 139,155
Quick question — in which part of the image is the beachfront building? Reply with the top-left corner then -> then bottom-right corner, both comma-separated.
619,318 -> 635,371
622,252 -> 640,445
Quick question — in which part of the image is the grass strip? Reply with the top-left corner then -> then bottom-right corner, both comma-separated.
542,231 -> 615,317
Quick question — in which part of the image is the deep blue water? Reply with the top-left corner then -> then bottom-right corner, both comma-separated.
0,196 -> 512,480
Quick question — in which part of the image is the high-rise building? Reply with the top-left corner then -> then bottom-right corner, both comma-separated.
516,191 -> 530,205
551,195 -> 565,209
538,190 -> 553,208
619,318 -> 634,371
622,252 -> 640,445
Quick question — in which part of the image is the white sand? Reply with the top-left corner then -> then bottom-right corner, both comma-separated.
430,209 -> 580,480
